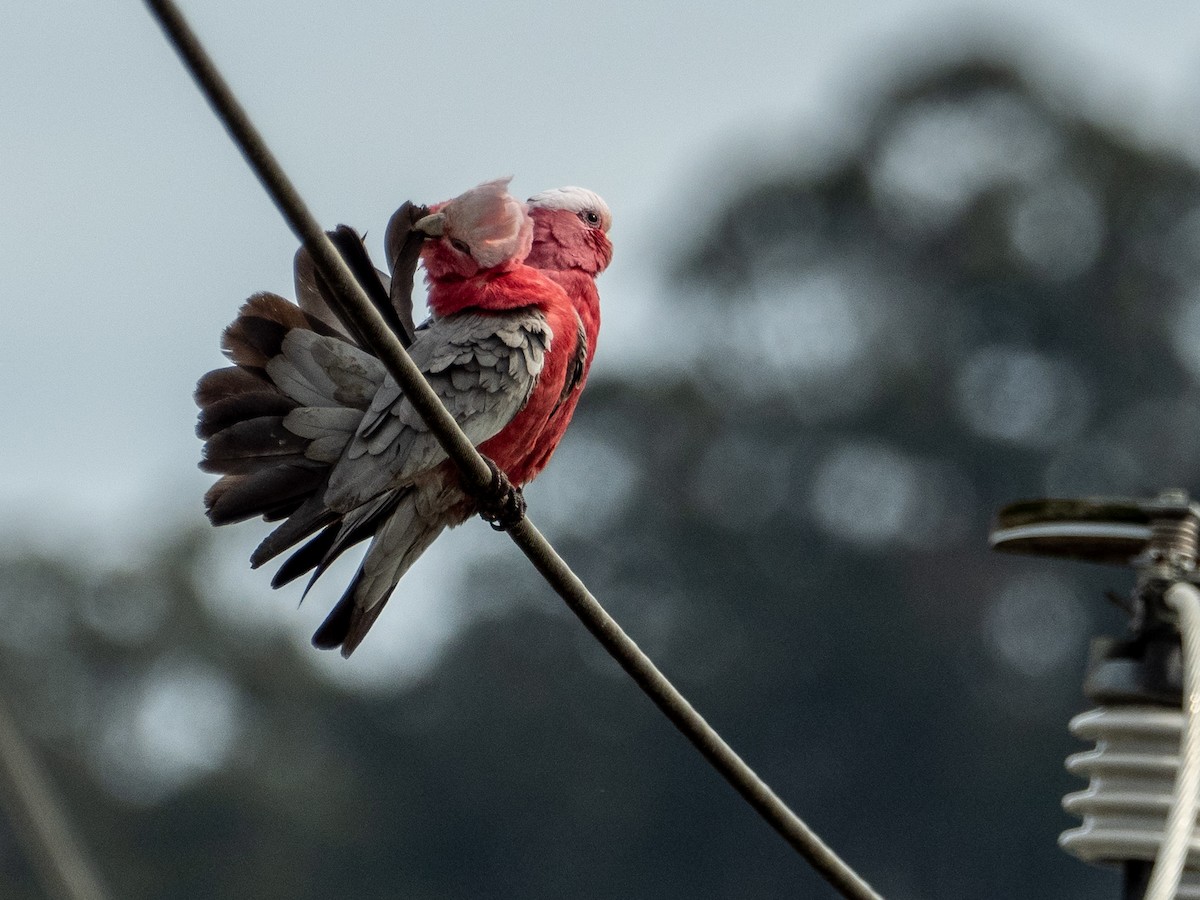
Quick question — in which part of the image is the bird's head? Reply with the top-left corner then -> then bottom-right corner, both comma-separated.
415,178 -> 533,280
524,187 -> 613,276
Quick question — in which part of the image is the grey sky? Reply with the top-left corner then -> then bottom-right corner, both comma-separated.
3,0 -> 1200,560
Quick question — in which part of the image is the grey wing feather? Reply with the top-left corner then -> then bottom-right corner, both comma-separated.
324,310 -> 551,512
283,407 -> 362,463
266,331 -> 386,410
285,406 -> 363,441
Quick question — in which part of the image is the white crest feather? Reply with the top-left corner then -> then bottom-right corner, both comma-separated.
527,186 -> 612,232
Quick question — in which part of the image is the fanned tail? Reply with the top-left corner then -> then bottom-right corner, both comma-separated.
197,215 -> 434,654
196,292 -> 382,526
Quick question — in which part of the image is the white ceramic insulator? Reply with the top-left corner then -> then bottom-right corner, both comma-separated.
1060,705 -> 1200,896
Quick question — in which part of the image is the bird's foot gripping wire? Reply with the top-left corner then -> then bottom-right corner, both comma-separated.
478,457 -> 527,531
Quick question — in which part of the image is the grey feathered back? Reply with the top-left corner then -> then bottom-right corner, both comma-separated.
325,310 -> 551,512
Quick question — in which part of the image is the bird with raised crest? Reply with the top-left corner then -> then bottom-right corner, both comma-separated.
195,178 -> 612,655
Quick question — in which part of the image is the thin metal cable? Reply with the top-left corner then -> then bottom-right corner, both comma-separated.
1146,581 -> 1200,900
142,3 -> 886,898
0,690 -> 109,900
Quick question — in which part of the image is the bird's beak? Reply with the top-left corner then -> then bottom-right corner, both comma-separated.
413,212 -> 445,237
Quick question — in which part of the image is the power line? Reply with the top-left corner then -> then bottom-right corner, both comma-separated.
0,690 -> 109,900
142,3 -> 885,897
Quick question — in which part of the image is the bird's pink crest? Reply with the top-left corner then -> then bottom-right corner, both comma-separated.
441,178 -> 533,269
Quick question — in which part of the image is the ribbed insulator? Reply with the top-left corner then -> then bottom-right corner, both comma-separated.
1061,705 -> 1200,896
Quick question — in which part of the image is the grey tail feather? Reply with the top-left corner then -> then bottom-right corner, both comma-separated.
308,499 -> 448,657
252,491 -> 339,569
311,573 -> 396,658
293,495 -> 404,592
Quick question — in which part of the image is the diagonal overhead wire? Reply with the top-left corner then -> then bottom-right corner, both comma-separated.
142,3 -> 886,898
0,690 -> 109,900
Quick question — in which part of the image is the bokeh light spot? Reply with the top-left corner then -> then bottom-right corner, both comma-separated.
807,443 -> 972,549
985,573 -> 1087,677
525,429 -> 640,536
1009,176 -> 1104,279
872,90 -> 1060,231
738,269 -> 866,378
89,658 -> 245,805
954,346 -> 1089,447
809,443 -> 921,546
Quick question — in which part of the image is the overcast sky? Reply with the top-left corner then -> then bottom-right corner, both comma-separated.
4,0 -> 1200,562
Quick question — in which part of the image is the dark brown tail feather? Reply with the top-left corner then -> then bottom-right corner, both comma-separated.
196,391 -> 297,440
203,462 -> 327,525
194,366 -> 267,408
293,226 -> 403,349
198,290 -> 352,528
221,292 -> 347,369
311,576 -> 359,650
200,417 -> 310,474
328,226 -> 407,339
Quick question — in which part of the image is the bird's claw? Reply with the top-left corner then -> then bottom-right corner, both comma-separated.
478,457 -> 526,531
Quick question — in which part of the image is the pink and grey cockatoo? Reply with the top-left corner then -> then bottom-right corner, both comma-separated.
523,188 -> 612,473
196,178 -> 612,655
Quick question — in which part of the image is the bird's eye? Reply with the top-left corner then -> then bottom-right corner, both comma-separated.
450,238 -> 471,255
580,210 -> 601,226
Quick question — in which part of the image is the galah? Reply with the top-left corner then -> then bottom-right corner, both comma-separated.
522,188 -> 613,474
195,178 -> 612,656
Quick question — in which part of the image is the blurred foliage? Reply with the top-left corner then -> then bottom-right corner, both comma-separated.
7,55 -> 1200,898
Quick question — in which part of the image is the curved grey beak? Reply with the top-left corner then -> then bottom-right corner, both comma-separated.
413,212 -> 445,237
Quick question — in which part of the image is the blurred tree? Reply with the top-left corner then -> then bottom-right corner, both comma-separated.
6,55 -> 1200,899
